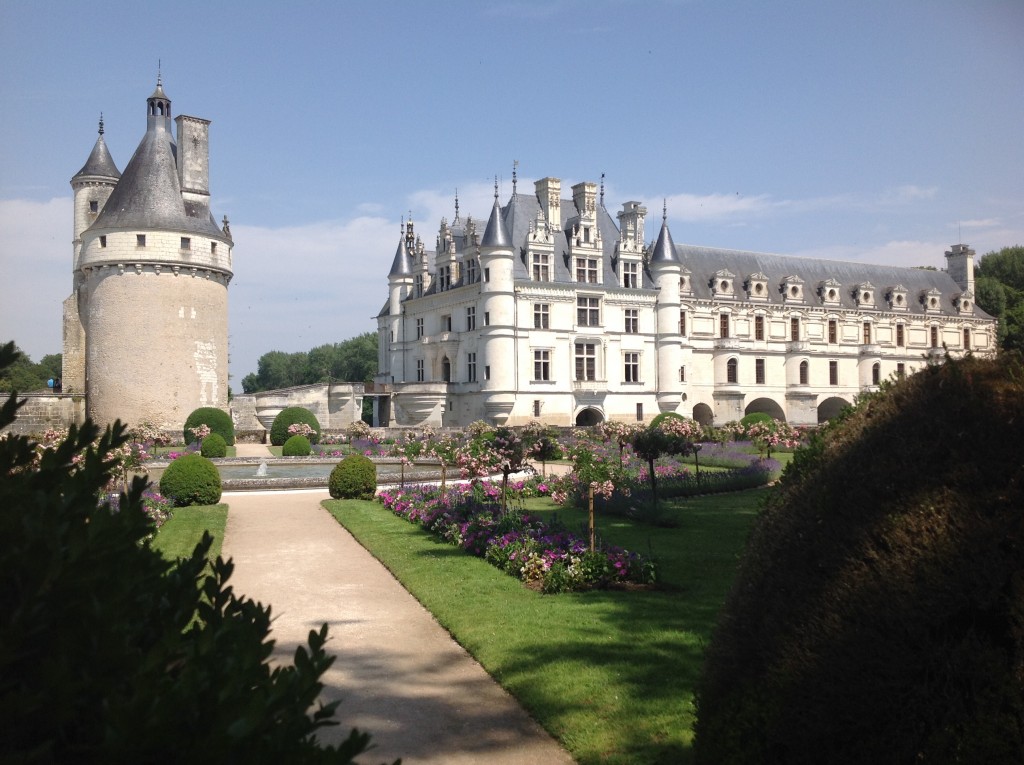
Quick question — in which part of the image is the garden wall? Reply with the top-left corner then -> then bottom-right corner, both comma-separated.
0,392 -> 86,436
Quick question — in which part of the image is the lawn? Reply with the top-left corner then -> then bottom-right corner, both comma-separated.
324,487 -> 766,765
151,504 -> 229,561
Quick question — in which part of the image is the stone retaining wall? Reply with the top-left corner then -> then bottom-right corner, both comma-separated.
0,393 -> 86,436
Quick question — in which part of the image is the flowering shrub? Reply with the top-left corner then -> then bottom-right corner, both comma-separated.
28,427 -> 151,492
129,422 -> 173,447
344,420 -> 372,441
376,482 -> 657,593
287,422 -> 316,439
188,423 -> 212,443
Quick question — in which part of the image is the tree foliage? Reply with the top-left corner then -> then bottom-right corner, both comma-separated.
694,354 -> 1024,764
0,341 -> 390,764
0,343 -> 61,392
975,245 -> 1024,352
242,333 -> 377,393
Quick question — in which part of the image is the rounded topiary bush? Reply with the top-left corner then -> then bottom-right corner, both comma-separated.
650,411 -> 686,428
282,434 -> 311,457
328,454 -> 377,500
269,407 -> 321,446
694,354 -> 1024,765
183,407 -> 234,446
159,453 -> 222,507
200,432 -> 227,458
738,411 -> 774,429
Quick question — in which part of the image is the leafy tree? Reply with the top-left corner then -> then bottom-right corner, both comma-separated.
0,341 -> 392,763
242,333 -> 378,393
975,245 -> 1024,351
0,344 -> 61,392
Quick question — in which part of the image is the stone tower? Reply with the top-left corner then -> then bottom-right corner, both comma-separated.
64,76 -> 234,432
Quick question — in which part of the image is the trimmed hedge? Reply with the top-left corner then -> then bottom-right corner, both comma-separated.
183,407 -> 234,446
200,433 -> 227,458
269,407 -> 321,446
694,355 -> 1024,764
159,454 -> 222,507
328,454 -> 376,500
282,434 -> 312,457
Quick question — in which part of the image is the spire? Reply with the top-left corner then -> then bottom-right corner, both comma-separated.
72,113 -> 121,181
481,179 -> 511,248
600,173 -> 605,208
388,224 -> 412,277
453,189 -> 460,224
512,160 -> 518,198
649,203 -> 679,265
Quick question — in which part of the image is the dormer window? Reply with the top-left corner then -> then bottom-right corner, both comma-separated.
712,269 -> 736,298
746,272 -> 769,300
922,288 -> 942,313
888,284 -> 908,311
679,268 -> 692,295
956,290 -> 974,315
855,282 -> 875,308
782,276 -> 805,303
622,261 -> 639,288
820,278 -> 842,305
465,258 -> 478,284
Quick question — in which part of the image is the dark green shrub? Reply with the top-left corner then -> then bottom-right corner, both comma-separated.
159,453 -> 222,507
282,434 -> 312,457
694,354 -> 1024,764
183,406 -> 234,446
329,454 -> 377,500
0,342 -> 380,764
738,411 -> 773,430
200,432 -> 227,458
650,411 -> 686,428
270,407 -> 321,446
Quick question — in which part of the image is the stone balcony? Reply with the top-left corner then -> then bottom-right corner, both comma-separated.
572,379 -> 608,393
859,343 -> 881,356
714,338 -> 741,350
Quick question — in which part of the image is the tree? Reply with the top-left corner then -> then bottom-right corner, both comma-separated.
0,343 -> 62,392
0,341 -> 392,763
242,334 -> 378,393
975,245 -> 1024,352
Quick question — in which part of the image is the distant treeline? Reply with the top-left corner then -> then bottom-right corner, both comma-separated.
0,344 -> 62,392
976,245 -> 1024,353
240,332 -> 377,393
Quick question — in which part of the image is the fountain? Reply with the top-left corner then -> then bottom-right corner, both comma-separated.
255,461 -> 268,477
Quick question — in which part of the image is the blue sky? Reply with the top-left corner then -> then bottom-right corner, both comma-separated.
1,0 -> 1021,385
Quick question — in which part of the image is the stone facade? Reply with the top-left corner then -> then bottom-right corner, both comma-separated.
232,383 -> 366,438
376,176 -> 997,428
64,79 -> 233,433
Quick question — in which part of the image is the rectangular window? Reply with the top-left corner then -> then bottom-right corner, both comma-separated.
465,259 -> 478,283
484,311 -> 490,326
180,237 -> 191,250
485,365 -> 491,380
442,315 -> 452,332
533,349 -> 550,381
931,326 -> 939,348
437,266 -> 448,291
896,324 -> 905,347
533,400 -> 541,417
897,362 -> 906,378
531,253 -> 550,282
829,360 -> 839,386
466,306 -> 476,331
484,268 -> 490,282
136,234 -> 146,247
415,318 -> 424,339
624,308 -> 639,334
720,313 -> 730,338
791,317 -> 800,341
211,242 -> 217,255
99,235 -> 107,248
863,322 -> 872,344
467,352 -> 477,382
755,316 -> 765,341
624,352 -> 640,383
679,310 -> 687,336
577,296 -> 600,327
828,319 -> 838,344
89,200 -> 98,213
533,303 -> 549,329
575,343 -> 596,381
575,257 -> 598,284
679,365 -> 686,382
622,261 -> 639,288
636,403 -> 644,422
964,328 -> 971,350
755,358 -> 766,384
416,359 -> 425,382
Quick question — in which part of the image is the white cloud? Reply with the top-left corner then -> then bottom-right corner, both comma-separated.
791,239 -> 951,269
0,198 -> 70,362
879,185 -> 939,204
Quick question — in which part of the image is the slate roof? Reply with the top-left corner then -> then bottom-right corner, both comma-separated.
73,122 -> 120,181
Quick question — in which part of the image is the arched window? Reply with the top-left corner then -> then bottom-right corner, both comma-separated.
726,358 -> 738,384
872,362 -> 880,385
442,357 -> 451,382
799,360 -> 809,385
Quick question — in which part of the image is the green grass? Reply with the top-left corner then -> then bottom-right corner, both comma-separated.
324,489 -> 766,764
150,445 -> 237,458
151,504 -> 228,561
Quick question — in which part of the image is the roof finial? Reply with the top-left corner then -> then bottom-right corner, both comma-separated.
512,160 -> 518,198
494,175 -> 499,200
98,112 -> 104,136
600,173 -> 605,208
454,189 -> 460,223
663,198 -> 667,224
157,59 -> 162,86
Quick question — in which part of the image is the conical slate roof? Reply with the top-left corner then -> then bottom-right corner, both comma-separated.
388,234 -> 412,277
73,119 -> 120,181
649,216 -> 679,265
481,195 -> 511,248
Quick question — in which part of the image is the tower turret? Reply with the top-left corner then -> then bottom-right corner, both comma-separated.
477,183 -> 516,423
648,205 -> 683,413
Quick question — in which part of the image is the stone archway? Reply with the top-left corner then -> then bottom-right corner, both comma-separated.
574,407 -> 604,426
817,396 -> 852,423
692,403 -> 714,427
745,397 -> 786,422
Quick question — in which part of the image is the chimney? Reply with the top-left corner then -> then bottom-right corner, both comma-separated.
175,115 -> 210,197
535,177 -> 561,231
944,243 -> 975,294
